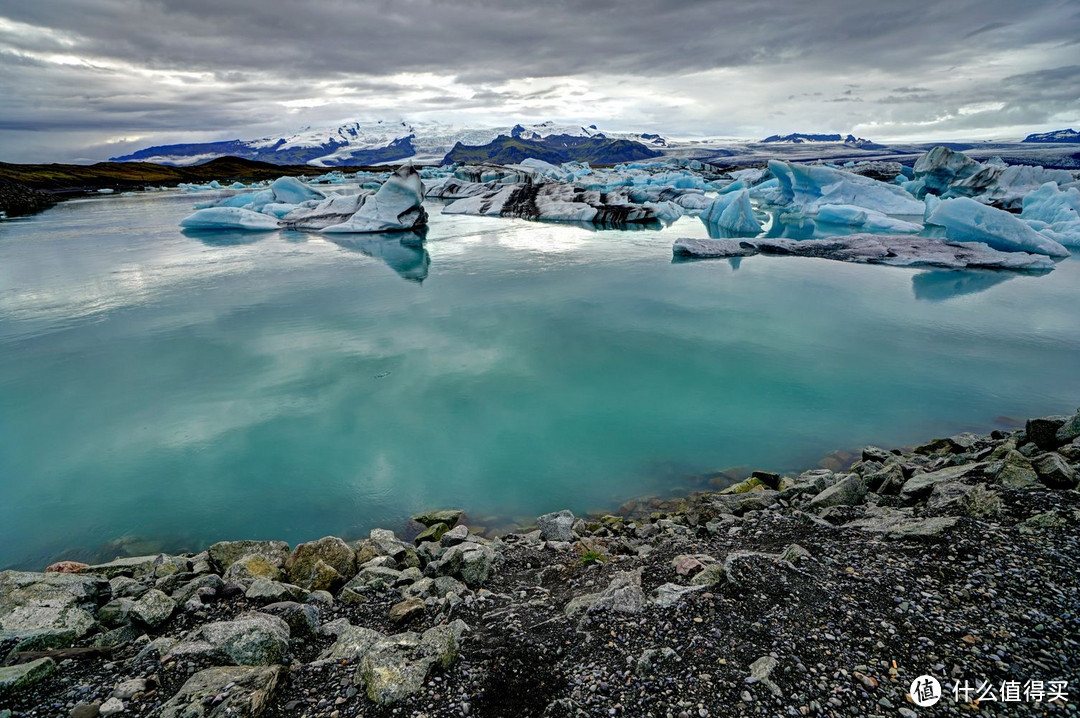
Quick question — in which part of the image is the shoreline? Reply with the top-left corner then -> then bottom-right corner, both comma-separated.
1,409 -> 1077,716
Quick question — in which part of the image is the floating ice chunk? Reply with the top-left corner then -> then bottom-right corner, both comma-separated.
643,200 -> 684,223
700,190 -> 761,234
1020,182 -> 1080,247
229,182 -> 247,189
179,206 -> 281,231
259,202 -> 302,219
674,193 -> 712,211
282,192 -> 372,230
748,178 -> 781,204
923,194 -> 941,222
728,168 -> 767,186
815,204 -> 922,233
946,164 -> 1075,210
912,146 -> 982,195
323,164 -> 428,233
716,179 -> 747,195
270,176 -> 326,205
768,160 -> 923,215
672,235 -> 1056,271
443,183 -> 658,224
926,197 -> 1069,257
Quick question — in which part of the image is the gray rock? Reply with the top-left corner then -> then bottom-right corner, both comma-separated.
537,510 -> 575,542
1055,411 -> 1080,444
864,463 -> 906,495
348,566 -> 402,591
355,621 -> 468,705
111,677 -> 147,699
319,625 -> 383,661
259,602 -> 319,641
1026,416 -> 1068,450
223,553 -> 286,583
169,613 -> 290,666
411,509 -> 465,528
171,575 -> 224,606
108,576 -> 147,600
710,491 -> 779,515
207,540 -> 290,576
158,665 -> 283,718
900,462 -> 988,501
130,589 -> 174,629
305,590 -> 334,607
1032,452 -> 1078,489
98,697 -> 124,715
0,571 -> 109,651
440,525 -> 470,546
97,598 -> 135,628
245,579 -> 305,605
809,474 -> 867,509
689,563 -> 727,586
995,450 -> 1042,489
777,543 -> 812,564
749,656 -> 783,697
368,529 -> 409,561
650,583 -> 706,608
389,597 -> 425,623
0,657 -> 56,696
571,568 -> 647,617
285,536 -> 357,591
90,624 -> 143,649
844,507 -> 960,539
85,554 -> 189,580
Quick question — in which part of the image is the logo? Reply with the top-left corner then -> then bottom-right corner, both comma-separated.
910,675 -> 942,707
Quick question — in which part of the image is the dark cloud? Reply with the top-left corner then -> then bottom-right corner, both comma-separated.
0,0 -> 1077,160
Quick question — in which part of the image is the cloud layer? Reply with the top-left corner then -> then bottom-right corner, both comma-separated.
1,0 -> 1078,162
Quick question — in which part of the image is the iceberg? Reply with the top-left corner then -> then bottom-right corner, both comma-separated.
179,207 -> 281,231
281,192 -> 373,230
926,197 -> 1069,257
323,164 -> 428,234
945,164 -> 1074,210
912,147 -> 982,195
442,183 -> 659,224
269,176 -> 326,205
672,235 -> 1056,271
700,190 -> 762,234
815,204 -> 921,233
1020,182 -> 1080,247
768,160 -> 923,215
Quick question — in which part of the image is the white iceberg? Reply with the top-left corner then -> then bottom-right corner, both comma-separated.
323,164 -> 428,233
700,190 -> 762,234
926,197 -> 1069,257
179,207 -> 281,231
281,192 -> 372,230
768,160 -> 924,215
815,204 -> 921,233
946,163 -> 1075,210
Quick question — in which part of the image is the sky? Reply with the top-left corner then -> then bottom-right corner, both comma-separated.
0,0 -> 1078,163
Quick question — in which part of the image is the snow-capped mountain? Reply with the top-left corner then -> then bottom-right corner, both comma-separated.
759,133 -> 875,146
1023,129 -> 1080,144
110,120 -> 671,167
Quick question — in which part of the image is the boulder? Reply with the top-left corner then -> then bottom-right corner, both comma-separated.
245,579 -> 305,605
168,613 -> 290,666
285,536 -> 357,591
158,665 -> 284,718
537,510 -> 575,542
414,523 -> 450,544
320,625 -> 384,661
130,589 -> 175,628
411,509 -> 465,528
864,464 -> 906,495
650,583 -> 706,608
1026,416 -> 1069,450
995,450 -> 1042,489
808,474 -> 867,509
207,540 -> 290,575
0,657 -> 56,696
1032,452 -> 1078,489
0,571 -> 109,651
45,561 -> 89,574
389,598 -> 425,624
844,507 -> 961,539
259,602 -> 319,641
355,621 -> 468,705
900,462 -> 988,501
85,554 -> 190,580
1056,412 -> 1080,444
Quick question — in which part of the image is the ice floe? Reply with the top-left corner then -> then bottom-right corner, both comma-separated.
767,160 -> 924,215
672,236 -> 1056,271
179,206 -> 282,231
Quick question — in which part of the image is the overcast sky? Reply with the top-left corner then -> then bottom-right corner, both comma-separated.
1,0 -> 1078,163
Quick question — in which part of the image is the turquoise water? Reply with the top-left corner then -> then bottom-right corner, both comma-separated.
2,191 -> 1079,569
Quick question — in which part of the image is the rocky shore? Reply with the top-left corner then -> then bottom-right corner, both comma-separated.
0,180 -> 56,218
2,411 -> 1079,717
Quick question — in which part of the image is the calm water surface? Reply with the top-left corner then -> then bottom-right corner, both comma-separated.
1,190 -> 1078,568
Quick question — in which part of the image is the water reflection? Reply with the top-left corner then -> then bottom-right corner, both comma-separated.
326,230 -> 430,282
911,269 -> 1028,302
182,228 -> 274,245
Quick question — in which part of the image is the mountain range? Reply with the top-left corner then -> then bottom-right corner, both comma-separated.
110,120 -> 669,167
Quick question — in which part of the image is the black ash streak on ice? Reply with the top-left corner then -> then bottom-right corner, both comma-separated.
0,415 -> 1078,716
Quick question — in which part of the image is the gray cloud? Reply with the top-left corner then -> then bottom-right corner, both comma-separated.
0,0 -> 1078,161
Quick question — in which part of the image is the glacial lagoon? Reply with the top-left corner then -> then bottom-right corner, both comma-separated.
2,190 -> 1080,569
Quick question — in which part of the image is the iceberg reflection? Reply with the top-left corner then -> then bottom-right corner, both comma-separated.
327,230 -> 430,282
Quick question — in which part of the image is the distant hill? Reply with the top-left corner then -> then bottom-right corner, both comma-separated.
442,134 -> 662,165
759,133 -> 879,147
109,120 -> 670,167
1023,129 -> 1080,143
